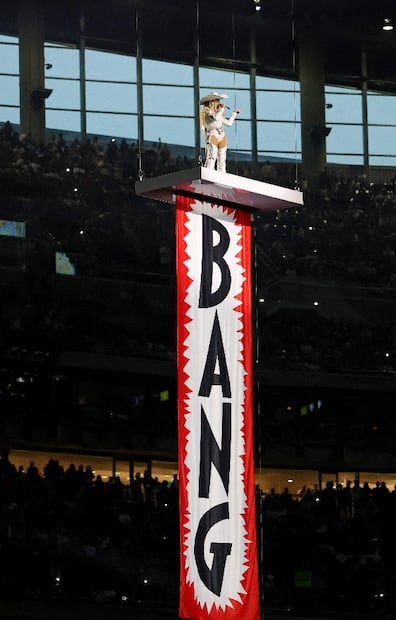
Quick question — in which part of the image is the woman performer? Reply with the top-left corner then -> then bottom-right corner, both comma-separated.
199,92 -> 240,172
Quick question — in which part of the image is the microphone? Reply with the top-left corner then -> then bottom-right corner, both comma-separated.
222,104 -> 231,109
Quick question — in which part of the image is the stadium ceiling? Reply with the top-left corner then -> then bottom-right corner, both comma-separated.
2,0 -> 396,92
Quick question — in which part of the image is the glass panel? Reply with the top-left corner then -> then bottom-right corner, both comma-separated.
143,58 -> 193,85
0,35 -> 18,44
199,67 -> 250,89
151,460 -> 178,483
257,75 -> 300,92
144,115 -> 194,147
338,472 -> 359,487
368,125 -> 396,155
369,154 -> 396,166
325,93 -> 362,124
320,473 -> 338,489
0,106 -> 20,125
257,121 -> 302,153
326,123 -> 363,155
0,41 -> 18,126
45,78 -> 80,110
0,76 -> 19,105
9,449 -> 113,481
326,85 -> 359,95
326,153 -> 364,165
257,91 -> 301,122
359,472 -> 396,491
44,44 -> 79,79
258,151 -> 301,162
43,43 -> 81,133
227,118 -> 251,151
0,38 -> 19,73
46,110 -> 81,132
367,92 -> 396,124
143,84 -> 193,115
114,460 -> 131,485
87,82 -> 137,113
132,461 -> 149,478
86,112 -> 138,140
254,468 -> 319,496
86,49 -> 136,82
228,90 -> 251,119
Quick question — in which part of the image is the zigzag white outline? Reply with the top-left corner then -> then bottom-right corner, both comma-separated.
181,199 -> 250,613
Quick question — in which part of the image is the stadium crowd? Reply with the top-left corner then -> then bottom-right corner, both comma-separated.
1,121 -> 396,614
1,120 -> 396,373
0,450 -> 395,614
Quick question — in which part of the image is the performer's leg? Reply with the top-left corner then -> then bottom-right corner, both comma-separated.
217,147 -> 227,172
205,140 -> 218,169
217,136 -> 227,172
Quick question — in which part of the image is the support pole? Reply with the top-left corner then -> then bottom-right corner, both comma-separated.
18,0 -> 46,144
298,22 -> 327,185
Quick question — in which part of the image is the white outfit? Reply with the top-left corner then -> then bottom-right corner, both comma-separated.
203,108 -> 238,172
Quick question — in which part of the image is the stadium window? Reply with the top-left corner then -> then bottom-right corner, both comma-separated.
85,49 -> 137,139
142,59 -> 194,148
325,85 -> 364,165
256,75 -> 301,161
325,124 -> 364,165
0,35 -> 20,125
86,112 -> 138,142
367,91 -> 396,166
368,125 -> 396,166
44,43 -> 81,133
143,114 -> 194,149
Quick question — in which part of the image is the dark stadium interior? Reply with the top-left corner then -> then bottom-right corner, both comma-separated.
1,0 -> 396,89
1,1 -> 396,619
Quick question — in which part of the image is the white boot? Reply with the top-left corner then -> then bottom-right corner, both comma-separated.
205,142 -> 218,169
217,147 -> 227,172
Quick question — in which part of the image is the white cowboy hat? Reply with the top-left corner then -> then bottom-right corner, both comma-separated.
199,92 -> 228,105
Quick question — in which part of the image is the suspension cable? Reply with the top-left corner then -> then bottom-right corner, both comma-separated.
291,0 -> 300,189
135,0 -> 144,180
196,0 -> 204,166
231,10 -> 239,174
253,218 -> 265,617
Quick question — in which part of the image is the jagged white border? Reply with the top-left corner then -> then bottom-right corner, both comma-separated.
182,199 -> 249,612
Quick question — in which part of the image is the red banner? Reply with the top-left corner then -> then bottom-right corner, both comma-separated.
176,194 -> 260,620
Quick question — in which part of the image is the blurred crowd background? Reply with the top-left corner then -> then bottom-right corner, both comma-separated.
1,120 -> 396,617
